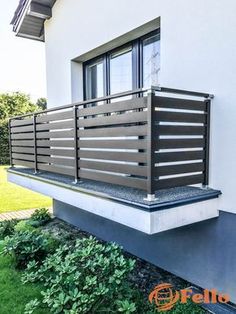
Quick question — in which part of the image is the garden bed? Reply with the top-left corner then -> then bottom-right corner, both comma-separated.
0,211 -> 206,314
42,219 -> 191,295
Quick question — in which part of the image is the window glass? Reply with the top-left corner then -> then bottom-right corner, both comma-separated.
110,46 -> 133,94
83,30 -> 160,99
85,59 -> 104,100
142,33 -> 160,88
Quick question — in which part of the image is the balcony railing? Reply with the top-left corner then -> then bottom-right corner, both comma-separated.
9,86 -> 212,200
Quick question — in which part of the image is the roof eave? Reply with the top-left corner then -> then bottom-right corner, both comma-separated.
12,0 -> 56,42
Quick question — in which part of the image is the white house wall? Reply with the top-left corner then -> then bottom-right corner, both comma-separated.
44,0 -> 236,213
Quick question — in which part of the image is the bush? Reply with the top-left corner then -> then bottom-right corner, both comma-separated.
0,92 -> 42,165
23,236 -> 141,314
1,230 -> 56,269
0,219 -> 18,240
0,121 -> 9,164
29,208 -> 51,227
14,220 -> 35,233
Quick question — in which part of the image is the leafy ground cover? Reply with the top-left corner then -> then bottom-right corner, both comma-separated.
0,210 -> 205,314
0,166 -> 51,213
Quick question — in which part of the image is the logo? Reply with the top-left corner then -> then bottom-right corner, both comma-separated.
149,283 -> 230,312
149,283 -> 179,312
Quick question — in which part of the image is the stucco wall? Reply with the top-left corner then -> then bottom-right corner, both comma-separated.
44,0 -> 236,213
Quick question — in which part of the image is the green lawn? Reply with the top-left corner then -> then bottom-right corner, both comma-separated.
0,166 -> 51,213
0,243 -> 47,314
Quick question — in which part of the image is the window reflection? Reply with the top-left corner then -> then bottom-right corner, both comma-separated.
142,33 -> 160,88
86,59 -> 104,100
110,46 -> 133,95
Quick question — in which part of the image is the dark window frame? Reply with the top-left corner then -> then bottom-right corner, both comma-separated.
83,29 -> 160,101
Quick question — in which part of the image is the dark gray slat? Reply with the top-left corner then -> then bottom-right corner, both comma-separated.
78,151 -> 147,163
36,110 -> 73,123
37,140 -> 74,147
37,164 -> 74,176
36,130 -> 74,139
78,125 -> 147,138
11,133 -> 34,140
154,111 -> 206,123
78,139 -> 147,149
11,125 -> 33,134
155,150 -> 204,163
78,111 -> 147,128
80,160 -> 147,177
37,120 -> 74,131
155,174 -> 204,189
154,162 -> 204,177
37,156 -> 75,167
12,147 -> 34,154
78,97 -> 147,117
37,148 -> 74,157
153,96 -> 206,111
155,139 -> 205,149
12,159 -> 34,168
11,118 -> 33,127
12,140 -> 34,147
155,125 -> 205,136
12,153 -> 35,161
79,169 -> 147,190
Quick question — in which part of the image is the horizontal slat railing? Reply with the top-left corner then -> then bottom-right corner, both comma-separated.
9,86 -> 212,196
10,90 -> 149,191
151,94 -> 210,191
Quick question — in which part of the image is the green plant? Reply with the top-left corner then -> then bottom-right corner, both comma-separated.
24,299 -> 40,314
14,220 -> 35,233
0,92 -> 39,165
1,230 -> 56,269
23,236 -> 141,314
0,219 -> 18,239
29,208 -> 51,227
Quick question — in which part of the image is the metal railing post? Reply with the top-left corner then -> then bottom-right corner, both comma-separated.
144,87 -> 158,201
33,114 -> 38,174
203,99 -> 211,188
73,106 -> 79,184
8,119 -> 13,168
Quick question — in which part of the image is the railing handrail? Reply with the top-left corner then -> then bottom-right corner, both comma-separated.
9,86 -> 214,121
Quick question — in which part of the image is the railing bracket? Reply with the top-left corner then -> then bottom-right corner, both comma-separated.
201,185 -> 210,190
144,194 -> 159,202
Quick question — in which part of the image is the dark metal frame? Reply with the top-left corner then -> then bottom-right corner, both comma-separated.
33,114 -> 37,174
83,29 -> 161,100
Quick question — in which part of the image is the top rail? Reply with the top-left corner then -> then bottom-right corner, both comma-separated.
9,86 -> 214,121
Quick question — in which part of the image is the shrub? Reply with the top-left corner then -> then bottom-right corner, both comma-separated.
1,230 -> 56,268
0,121 -> 9,164
0,92 -> 39,165
23,236 -> 140,314
0,219 -> 18,239
14,220 -> 35,233
29,208 -> 51,227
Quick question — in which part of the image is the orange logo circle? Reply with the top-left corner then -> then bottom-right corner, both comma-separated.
149,283 -> 180,312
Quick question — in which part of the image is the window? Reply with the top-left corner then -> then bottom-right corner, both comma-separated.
83,29 -> 160,100
85,58 -> 105,100
110,46 -> 133,95
142,33 -> 160,88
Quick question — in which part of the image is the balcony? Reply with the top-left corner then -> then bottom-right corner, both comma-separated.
8,86 -> 221,233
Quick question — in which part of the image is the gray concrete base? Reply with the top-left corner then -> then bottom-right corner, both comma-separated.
54,199 -> 236,304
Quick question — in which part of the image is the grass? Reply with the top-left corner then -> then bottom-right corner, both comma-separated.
0,166 -> 51,213
0,243 -> 47,314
